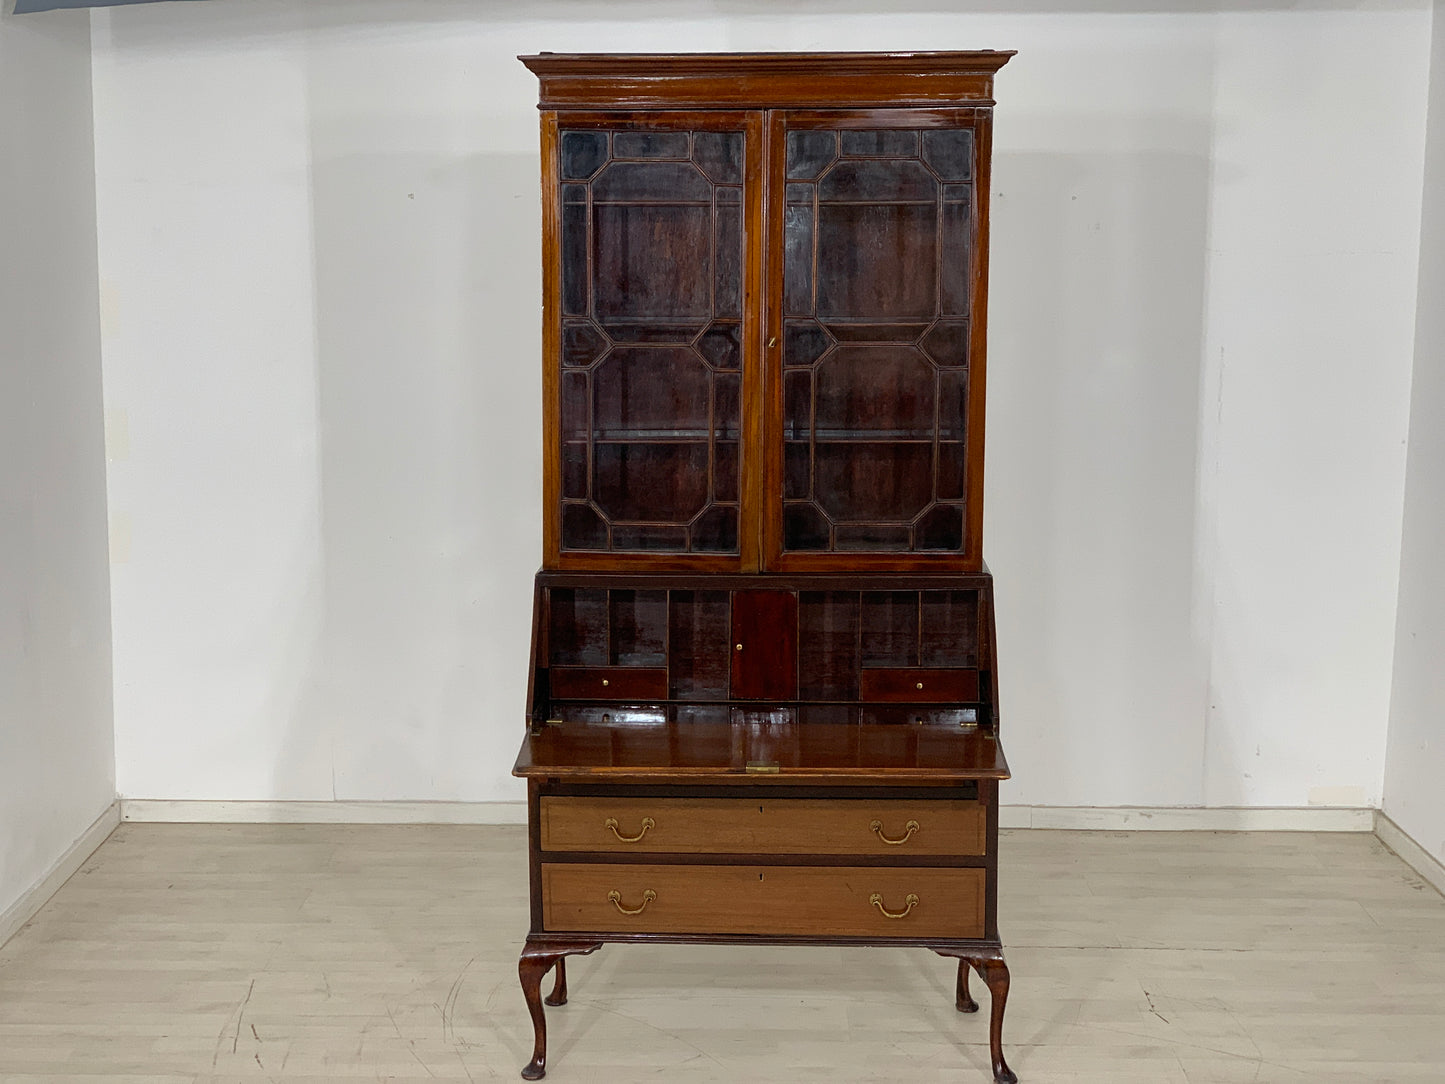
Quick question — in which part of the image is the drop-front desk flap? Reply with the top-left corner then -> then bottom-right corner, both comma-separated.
513,707 -> 1010,784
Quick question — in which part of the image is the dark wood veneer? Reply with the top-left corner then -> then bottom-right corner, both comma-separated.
516,51 -> 1015,1084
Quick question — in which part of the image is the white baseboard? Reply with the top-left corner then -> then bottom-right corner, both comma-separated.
999,804 -> 1374,831
1,800 -> 120,949
120,799 -> 529,825
1374,810 -> 1445,897
120,799 -> 1371,832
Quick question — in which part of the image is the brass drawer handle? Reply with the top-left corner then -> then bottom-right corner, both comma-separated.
870,892 -> 919,920
870,818 -> 920,846
607,889 -> 656,915
604,816 -> 655,843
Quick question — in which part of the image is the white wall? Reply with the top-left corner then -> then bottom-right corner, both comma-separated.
91,1 -> 1431,808
1384,0 -> 1445,865
0,7 -> 115,915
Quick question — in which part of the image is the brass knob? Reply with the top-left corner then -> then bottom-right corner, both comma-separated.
916,682 -> 924,690
735,643 -> 743,651
602,678 -> 609,686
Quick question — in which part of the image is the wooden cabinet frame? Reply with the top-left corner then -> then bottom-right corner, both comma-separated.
516,51 -> 1017,1084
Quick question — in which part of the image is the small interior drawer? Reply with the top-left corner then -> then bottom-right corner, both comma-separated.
542,863 -> 985,938
550,667 -> 668,700
859,668 -> 980,703
541,796 -> 985,855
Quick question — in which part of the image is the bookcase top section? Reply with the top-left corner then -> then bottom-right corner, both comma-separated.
519,51 -> 1016,110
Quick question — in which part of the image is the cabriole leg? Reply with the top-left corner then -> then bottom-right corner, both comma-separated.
518,939 -> 601,1080
969,955 -> 1017,1084
545,957 -> 568,1007
956,957 -> 979,1013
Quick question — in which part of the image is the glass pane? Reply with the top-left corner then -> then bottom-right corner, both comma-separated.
613,131 -> 689,159
815,346 -> 934,438
697,323 -> 740,369
557,127 -> 747,556
817,159 -> 936,202
714,372 -> 741,441
561,442 -> 588,499
784,321 -> 831,367
814,443 -> 933,521
715,204 -> 742,317
783,503 -> 830,550
836,524 -> 911,550
560,371 -> 589,440
780,122 -> 977,555
563,321 -> 609,367
784,370 -> 811,440
693,131 -> 744,184
691,504 -> 738,553
922,129 -> 974,180
816,204 -> 938,319
714,442 -> 739,502
786,130 -> 837,180
784,442 -> 810,499
783,204 -> 814,317
611,524 -> 689,551
921,320 -> 969,367
917,505 -> 964,551
560,131 -> 608,180
593,443 -> 710,523
593,348 -> 710,439
561,503 -> 607,551
560,203 -> 588,315
841,130 -> 918,158
593,205 -> 712,320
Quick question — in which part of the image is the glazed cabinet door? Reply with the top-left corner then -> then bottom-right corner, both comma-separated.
764,109 -> 992,571
545,112 -> 764,570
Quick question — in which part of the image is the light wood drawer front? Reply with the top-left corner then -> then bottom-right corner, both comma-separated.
541,797 -> 985,856
542,864 -> 984,938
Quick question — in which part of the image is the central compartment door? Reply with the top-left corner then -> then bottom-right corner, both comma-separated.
730,590 -> 797,699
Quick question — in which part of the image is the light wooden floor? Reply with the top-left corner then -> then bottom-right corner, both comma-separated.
1,826 -> 1442,1083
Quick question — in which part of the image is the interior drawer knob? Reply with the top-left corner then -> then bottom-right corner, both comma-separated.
870,818 -> 921,845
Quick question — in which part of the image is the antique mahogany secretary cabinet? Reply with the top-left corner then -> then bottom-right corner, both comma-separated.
513,51 -> 1017,1083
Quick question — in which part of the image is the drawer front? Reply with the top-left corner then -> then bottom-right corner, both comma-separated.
550,667 -> 668,700
542,864 -> 984,938
541,797 -> 985,856
859,668 -> 980,703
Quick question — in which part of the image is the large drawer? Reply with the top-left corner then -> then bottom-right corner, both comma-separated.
542,863 -> 985,938
540,796 -> 985,856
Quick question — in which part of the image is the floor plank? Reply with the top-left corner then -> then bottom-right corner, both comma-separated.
0,825 -> 1441,1082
